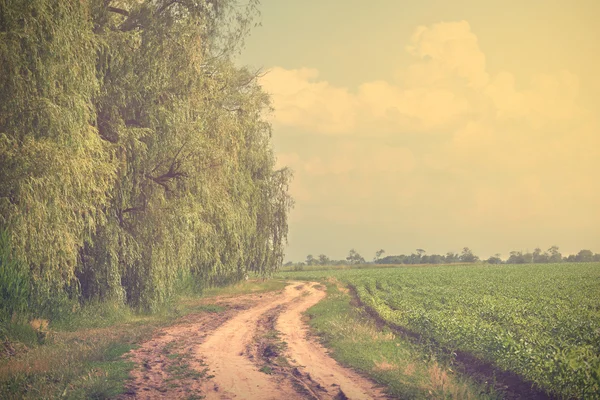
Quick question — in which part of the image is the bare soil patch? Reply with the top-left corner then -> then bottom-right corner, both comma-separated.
119,282 -> 388,399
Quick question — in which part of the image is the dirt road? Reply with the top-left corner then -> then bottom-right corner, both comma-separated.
122,281 -> 387,399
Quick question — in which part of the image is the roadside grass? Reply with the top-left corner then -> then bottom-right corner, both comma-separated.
0,327 -> 141,400
202,278 -> 287,297
305,282 -> 499,400
0,279 -> 285,399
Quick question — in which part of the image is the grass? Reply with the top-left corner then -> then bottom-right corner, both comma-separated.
259,365 -> 274,374
0,279 -> 285,399
202,278 -> 287,297
304,281 -> 498,399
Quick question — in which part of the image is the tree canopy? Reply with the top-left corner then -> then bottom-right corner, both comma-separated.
0,0 -> 292,314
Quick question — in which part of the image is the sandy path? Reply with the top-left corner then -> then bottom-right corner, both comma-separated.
122,281 -> 387,399
196,289 -> 299,399
197,281 -> 386,400
277,283 -> 386,400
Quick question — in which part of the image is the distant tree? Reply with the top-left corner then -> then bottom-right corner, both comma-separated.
486,254 -> 503,264
575,249 -> 594,262
429,254 -> 444,264
318,254 -> 331,265
347,249 -> 366,265
406,249 -> 423,264
548,246 -> 562,263
507,251 -> 527,264
374,249 -> 386,261
377,255 -> 406,264
459,247 -> 479,263
565,254 -> 577,262
445,252 -> 459,263
306,254 -> 317,266
533,248 -> 549,263
522,251 -> 534,263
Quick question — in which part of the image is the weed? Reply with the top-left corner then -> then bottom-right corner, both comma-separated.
186,394 -> 205,400
259,365 -> 273,374
195,304 -> 226,313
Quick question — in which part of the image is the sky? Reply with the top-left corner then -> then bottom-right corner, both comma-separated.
237,0 -> 600,262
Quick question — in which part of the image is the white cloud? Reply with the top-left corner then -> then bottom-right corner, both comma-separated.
485,70 -> 582,127
357,81 -> 472,130
259,67 -> 357,134
405,20 -> 489,89
260,21 -> 491,135
262,21 -> 584,138
266,20 -> 599,249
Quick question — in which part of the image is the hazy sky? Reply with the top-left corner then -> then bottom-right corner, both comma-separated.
238,0 -> 600,262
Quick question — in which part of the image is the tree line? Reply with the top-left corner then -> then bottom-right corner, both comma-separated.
0,0 -> 292,319
288,246 -> 600,268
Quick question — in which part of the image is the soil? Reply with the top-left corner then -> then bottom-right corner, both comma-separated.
119,281 -> 388,400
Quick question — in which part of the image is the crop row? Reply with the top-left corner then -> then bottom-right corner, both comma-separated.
282,263 -> 600,398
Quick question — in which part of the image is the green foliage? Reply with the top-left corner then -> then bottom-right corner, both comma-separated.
346,248 -> 366,264
0,0 -> 115,304
305,283 -> 497,399
0,0 -> 292,314
51,300 -> 133,332
281,263 -> 600,398
0,230 -> 29,322
0,320 -> 39,348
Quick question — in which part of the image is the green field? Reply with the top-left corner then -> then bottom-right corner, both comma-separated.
280,263 -> 600,398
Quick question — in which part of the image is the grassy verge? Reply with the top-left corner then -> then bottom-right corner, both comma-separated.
0,279 -> 287,399
305,281 -> 499,399
202,278 -> 287,297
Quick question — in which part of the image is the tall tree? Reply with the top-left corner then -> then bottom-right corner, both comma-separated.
318,254 -> 331,265
548,246 -> 562,263
459,247 -> 479,263
0,0 -> 292,313
347,249 -> 365,265
0,1 -> 115,308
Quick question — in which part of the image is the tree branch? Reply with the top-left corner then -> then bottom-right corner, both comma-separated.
107,6 -> 130,17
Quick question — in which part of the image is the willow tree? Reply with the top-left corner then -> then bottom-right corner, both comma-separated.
0,1 -> 115,313
79,0 -> 292,310
0,0 -> 291,313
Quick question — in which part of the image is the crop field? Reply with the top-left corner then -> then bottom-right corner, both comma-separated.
280,263 -> 600,398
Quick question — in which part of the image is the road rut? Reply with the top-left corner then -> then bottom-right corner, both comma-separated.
123,281 -> 387,399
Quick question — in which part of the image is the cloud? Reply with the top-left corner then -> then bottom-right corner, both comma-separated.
260,21 -> 489,135
485,70 -> 582,127
405,20 -> 489,89
264,20 -> 599,259
357,81 -> 472,130
261,20 -> 585,138
259,67 -> 357,134
279,142 -> 415,178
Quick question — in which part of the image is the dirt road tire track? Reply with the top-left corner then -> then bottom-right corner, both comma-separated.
122,282 -> 388,399
276,283 -> 387,400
